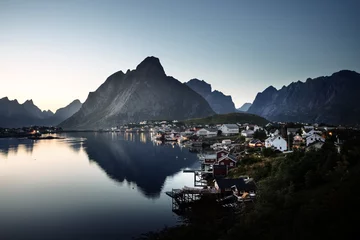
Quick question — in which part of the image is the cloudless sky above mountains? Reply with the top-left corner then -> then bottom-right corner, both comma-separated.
1,0 -> 359,112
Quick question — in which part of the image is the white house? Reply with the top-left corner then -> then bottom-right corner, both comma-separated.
306,134 -> 325,146
265,135 -> 287,152
269,129 -> 280,137
196,128 -> 218,137
241,130 -> 254,137
219,124 -> 239,135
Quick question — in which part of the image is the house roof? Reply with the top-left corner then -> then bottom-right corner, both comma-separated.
249,139 -> 261,144
218,154 -> 237,162
222,124 -> 239,129
306,141 -> 324,149
215,178 -> 256,191
241,130 -> 254,134
266,135 -> 285,142
306,133 -> 324,139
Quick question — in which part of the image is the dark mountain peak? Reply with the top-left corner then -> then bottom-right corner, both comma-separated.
186,79 -> 212,94
185,79 -> 235,114
136,56 -> 165,76
263,85 -> 277,93
331,69 -> 359,78
23,99 -> 34,105
70,99 -> 82,105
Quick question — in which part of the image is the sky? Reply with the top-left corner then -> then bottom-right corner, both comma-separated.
1,0 -> 359,112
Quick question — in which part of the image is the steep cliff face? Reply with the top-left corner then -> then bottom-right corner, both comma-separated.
248,70 -> 360,125
50,100 -> 82,124
185,79 -> 236,114
60,57 -> 215,129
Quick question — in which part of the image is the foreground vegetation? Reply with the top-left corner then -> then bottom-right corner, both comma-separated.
183,112 -> 269,126
138,138 -> 360,240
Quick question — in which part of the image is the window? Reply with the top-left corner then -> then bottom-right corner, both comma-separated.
278,137 -> 280,139
280,147 -> 282,150
230,162 -> 234,167
220,162 -> 224,165
311,138 -> 313,141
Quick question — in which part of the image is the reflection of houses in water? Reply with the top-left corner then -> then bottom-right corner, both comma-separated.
139,133 -> 147,143
82,132 -> 199,199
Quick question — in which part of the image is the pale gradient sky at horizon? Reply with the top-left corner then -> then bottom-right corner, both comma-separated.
1,0 -> 360,112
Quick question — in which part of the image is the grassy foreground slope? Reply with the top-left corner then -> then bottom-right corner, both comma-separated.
183,112 -> 269,126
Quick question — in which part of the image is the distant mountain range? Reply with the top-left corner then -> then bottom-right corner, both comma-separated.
185,79 -> 236,114
237,103 -> 252,112
0,98 -> 82,128
59,57 -> 215,129
248,70 -> 360,125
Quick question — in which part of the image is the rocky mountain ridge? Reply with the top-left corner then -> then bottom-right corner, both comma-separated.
59,57 -> 215,129
248,70 -> 360,125
185,79 -> 236,114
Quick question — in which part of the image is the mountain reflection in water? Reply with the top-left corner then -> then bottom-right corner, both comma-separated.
74,132 -> 198,198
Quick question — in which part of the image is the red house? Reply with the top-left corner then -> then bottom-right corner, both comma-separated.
216,150 -> 229,161
213,164 -> 228,177
218,154 -> 237,168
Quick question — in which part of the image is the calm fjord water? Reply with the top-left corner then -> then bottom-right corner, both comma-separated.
0,132 -> 200,240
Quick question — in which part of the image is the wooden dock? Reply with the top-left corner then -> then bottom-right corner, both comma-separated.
166,187 -> 219,214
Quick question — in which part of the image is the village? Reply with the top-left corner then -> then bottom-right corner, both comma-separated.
127,120 -> 356,213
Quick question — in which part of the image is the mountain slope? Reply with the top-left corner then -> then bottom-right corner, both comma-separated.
248,70 -> 360,125
237,103 -> 252,112
184,112 -> 269,126
60,57 -> 215,129
186,79 -> 236,114
50,99 -> 82,125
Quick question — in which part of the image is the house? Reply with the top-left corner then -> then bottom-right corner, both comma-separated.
306,133 -> 325,146
216,150 -> 230,160
302,129 -> 322,138
213,165 -> 228,177
241,130 -> 254,137
219,124 -> 239,135
269,129 -> 280,137
249,139 -> 263,148
292,134 -> 304,149
265,135 -> 287,152
218,154 -> 237,168
196,128 -> 217,137
203,154 -> 217,165
306,141 -> 324,151
221,139 -> 232,145
214,177 -> 256,194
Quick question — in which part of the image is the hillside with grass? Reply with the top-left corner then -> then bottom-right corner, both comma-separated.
183,112 -> 269,126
